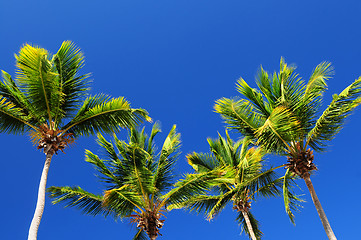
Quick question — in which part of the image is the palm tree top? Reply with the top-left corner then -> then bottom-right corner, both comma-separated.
0,41 -> 150,154
169,132 -> 301,239
215,57 -> 361,155
48,123 -> 181,239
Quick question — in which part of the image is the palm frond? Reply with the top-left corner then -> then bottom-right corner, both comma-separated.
0,95 -> 37,133
164,168 -> 235,210
283,169 -> 304,224
15,44 -> 60,123
214,97 -> 262,138
52,40 -> 90,123
152,125 -> 181,193
62,94 -> 150,136
103,186 -> 144,217
85,150 -> 122,188
187,152 -> 218,173
207,187 -> 238,219
236,78 -> 271,117
255,106 -> 301,154
306,77 -> 361,151
47,186 -> 109,216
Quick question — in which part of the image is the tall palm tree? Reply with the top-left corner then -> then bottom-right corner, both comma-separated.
168,132 -> 297,240
215,58 -> 361,239
0,41 -> 150,240
48,123 -> 181,240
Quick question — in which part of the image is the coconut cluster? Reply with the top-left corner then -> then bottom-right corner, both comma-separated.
286,143 -> 317,178
37,124 -> 74,155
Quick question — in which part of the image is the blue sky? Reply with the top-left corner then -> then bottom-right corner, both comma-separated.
0,0 -> 360,239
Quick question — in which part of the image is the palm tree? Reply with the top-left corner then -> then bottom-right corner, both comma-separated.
48,123 -> 181,240
168,132 -> 295,240
0,41 -> 150,240
215,58 -> 361,239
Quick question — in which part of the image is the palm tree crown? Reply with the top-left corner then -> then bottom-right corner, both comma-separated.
48,123 -> 181,240
170,132 -> 295,240
215,58 -> 361,239
0,41 -> 150,153
0,41 -> 150,240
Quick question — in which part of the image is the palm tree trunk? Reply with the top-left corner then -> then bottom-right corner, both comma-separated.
304,175 -> 337,240
28,153 -> 53,240
241,209 -> 257,240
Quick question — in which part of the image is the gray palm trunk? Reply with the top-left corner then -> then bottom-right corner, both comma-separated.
304,175 -> 337,240
241,210 -> 257,240
28,153 -> 53,240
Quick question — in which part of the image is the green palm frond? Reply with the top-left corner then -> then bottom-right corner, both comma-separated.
52,40 -> 90,123
147,122 -> 161,154
96,133 -> 119,163
237,78 -> 271,117
207,187 -> 238,219
15,44 -> 60,124
85,150 -> 122,188
62,94 -> 150,136
152,125 -> 181,193
304,62 -> 333,102
176,194 -> 224,215
0,71 -> 42,123
47,186 -> 108,217
255,106 -> 301,154
236,211 -> 263,240
0,96 -> 37,133
164,168 -> 235,210
306,77 -> 361,151
283,169 -> 304,224
103,186 -> 144,217
187,153 -> 218,173
214,97 -> 262,138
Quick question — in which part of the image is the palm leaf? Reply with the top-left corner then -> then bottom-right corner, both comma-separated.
47,186 -> 109,216
152,125 -> 181,193
306,77 -> 361,151
15,44 -> 60,123
62,94 -> 150,136
85,150 -> 122,188
187,152 -> 218,173
52,40 -> 90,123
164,168 -> 235,210
103,186 -> 144,217
283,169 -> 304,224
0,96 -> 37,133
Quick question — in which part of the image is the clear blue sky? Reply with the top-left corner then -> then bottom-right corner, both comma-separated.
0,0 -> 360,239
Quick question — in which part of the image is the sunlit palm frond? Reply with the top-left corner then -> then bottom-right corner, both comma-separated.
164,168 -> 235,210
47,186 -> 108,216
236,78 -> 271,117
85,150 -> 123,188
214,97 -> 263,138
52,41 -> 90,122
152,125 -> 181,193
255,106 -> 301,154
307,77 -> 361,151
102,186 -> 144,217
187,152 -> 218,173
62,94 -> 150,136
283,169 -> 304,224
0,96 -> 36,133
15,44 -> 61,123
